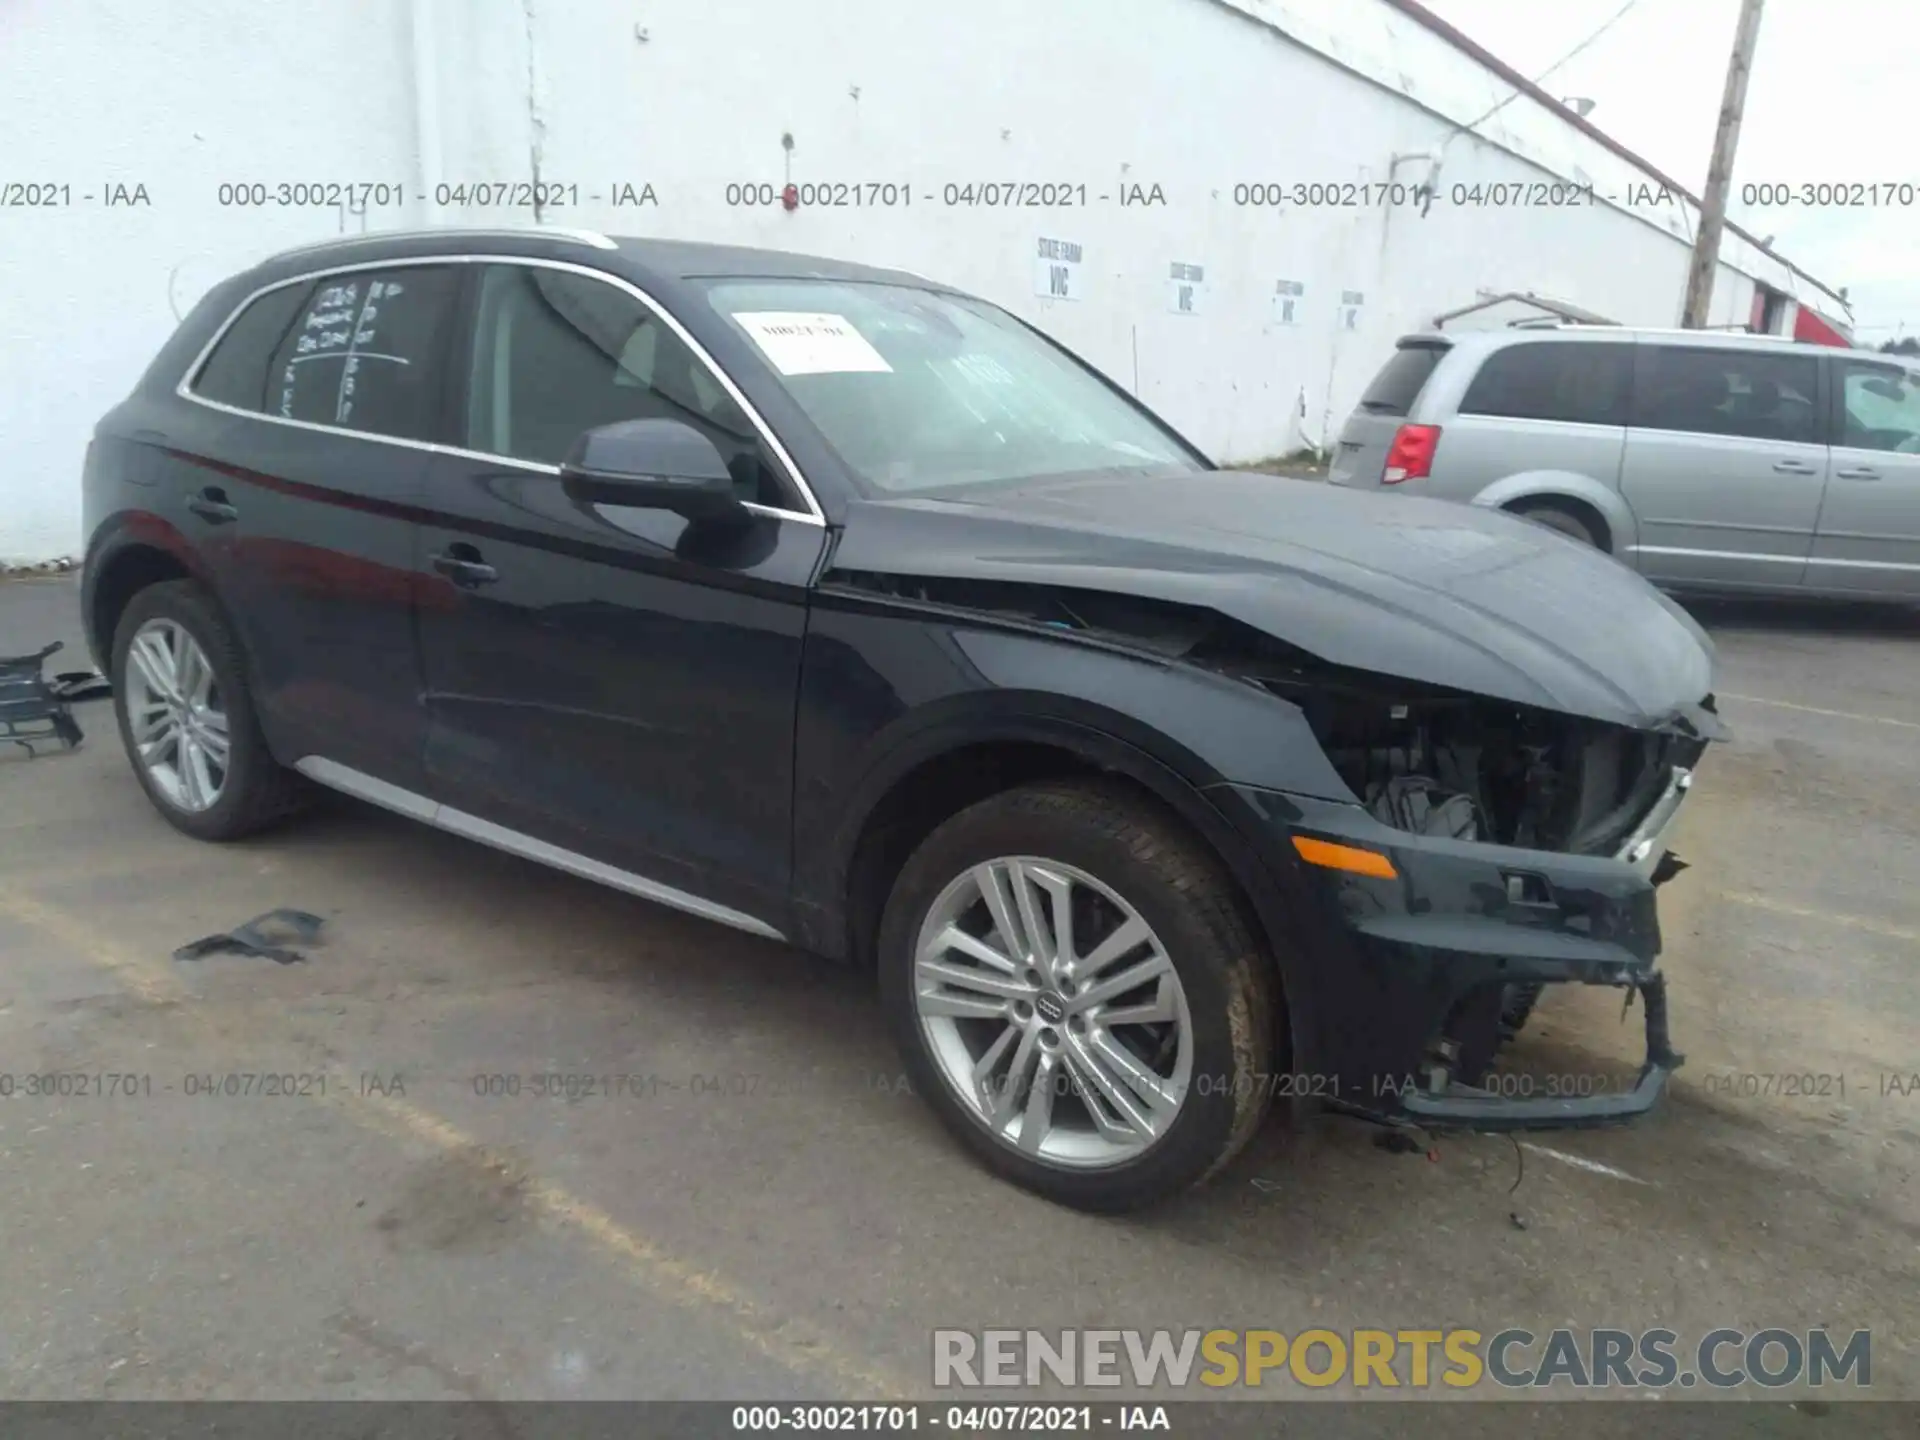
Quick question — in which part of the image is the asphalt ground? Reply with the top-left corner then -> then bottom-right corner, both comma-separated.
1,571 -> 1916,1423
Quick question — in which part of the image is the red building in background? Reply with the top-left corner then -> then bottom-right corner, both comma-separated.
1753,283 -> 1855,347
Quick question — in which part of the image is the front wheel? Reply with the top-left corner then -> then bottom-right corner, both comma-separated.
877,781 -> 1276,1212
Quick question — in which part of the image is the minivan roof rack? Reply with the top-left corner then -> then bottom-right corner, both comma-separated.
1509,315 -> 1610,329
1613,325 -> 1800,341
269,226 -> 619,260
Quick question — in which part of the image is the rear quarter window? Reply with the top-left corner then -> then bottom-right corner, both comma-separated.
189,282 -> 314,411
1357,343 -> 1448,417
1458,341 -> 1632,426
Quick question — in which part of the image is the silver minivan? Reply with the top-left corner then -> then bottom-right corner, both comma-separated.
1329,326 -> 1920,599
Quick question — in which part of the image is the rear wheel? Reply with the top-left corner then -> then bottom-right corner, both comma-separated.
111,580 -> 307,841
1511,500 -> 1601,548
877,780 -> 1275,1212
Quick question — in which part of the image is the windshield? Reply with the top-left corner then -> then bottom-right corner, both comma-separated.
702,279 -> 1206,493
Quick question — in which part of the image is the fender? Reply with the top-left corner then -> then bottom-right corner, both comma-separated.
792,618 -> 1346,1075
1470,468 -> 1641,558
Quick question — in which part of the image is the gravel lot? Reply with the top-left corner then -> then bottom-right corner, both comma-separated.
2,571 -> 1916,1415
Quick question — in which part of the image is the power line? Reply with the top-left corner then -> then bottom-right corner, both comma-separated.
1453,0 -> 1645,138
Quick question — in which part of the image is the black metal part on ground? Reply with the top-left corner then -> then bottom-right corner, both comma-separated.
50,669 -> 112,703
172,909 -> 327,965
0,641 -> 84,756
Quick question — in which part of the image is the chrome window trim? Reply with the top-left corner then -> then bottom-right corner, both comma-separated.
174,253 -> 827,526
273,226 -> 618,259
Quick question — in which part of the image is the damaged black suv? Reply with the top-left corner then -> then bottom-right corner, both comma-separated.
81,229 -> 1722,1211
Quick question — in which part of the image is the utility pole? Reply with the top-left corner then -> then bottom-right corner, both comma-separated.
1682,0 -> 1766,327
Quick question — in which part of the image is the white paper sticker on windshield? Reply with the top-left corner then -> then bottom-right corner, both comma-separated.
734,312 -> 893,376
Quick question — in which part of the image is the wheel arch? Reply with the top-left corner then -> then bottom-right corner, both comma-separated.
82,520 -> 212,672
1470,469 -> 1637,557
813,705 -> 1319,1079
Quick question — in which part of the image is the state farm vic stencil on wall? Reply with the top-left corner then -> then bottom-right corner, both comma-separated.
1168,262 -> 1206,316
1034,237 -> 1084,301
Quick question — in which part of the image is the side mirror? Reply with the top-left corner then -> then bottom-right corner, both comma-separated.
559,419 -> 745,522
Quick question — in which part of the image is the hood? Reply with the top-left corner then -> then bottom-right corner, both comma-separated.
830,467 -> 1722,735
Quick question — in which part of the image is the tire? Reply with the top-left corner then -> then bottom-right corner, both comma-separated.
110,578 -> 308,841
877,780 -> 1276,1212
1511,500 -> 1600,548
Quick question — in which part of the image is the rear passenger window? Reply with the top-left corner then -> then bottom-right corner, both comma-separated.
191,283 -> 313,412
264,266 -> 461,442
1458,341 -> 1631,426
1630,347 -> 1818,444
1357,344 -> 1447,416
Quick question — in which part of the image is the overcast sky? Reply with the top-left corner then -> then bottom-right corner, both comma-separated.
1421,0 -> 1916,342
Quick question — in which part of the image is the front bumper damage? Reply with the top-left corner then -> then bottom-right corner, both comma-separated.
1218,761 -> 1699,1132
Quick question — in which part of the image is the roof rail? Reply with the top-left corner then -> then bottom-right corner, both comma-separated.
269,225 -> 618,260
1616,325 -> 1800,341
1500,321 -> 1806,342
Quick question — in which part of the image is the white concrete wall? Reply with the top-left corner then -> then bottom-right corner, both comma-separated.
0,0 -> 418,563
0,0 -> 1848,562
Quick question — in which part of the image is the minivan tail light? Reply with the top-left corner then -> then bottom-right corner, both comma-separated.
1382,424 -> 1440,484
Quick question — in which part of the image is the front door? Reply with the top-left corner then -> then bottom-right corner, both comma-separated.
1808,356 -> 1920,597
1620,344 -> 1826,591
414,262 -> 826,930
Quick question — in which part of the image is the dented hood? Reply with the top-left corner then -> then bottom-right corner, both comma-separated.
832,467 -> 1722,735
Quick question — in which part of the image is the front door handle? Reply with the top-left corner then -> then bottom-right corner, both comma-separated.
1771,460 -> 1818,475
430,547 -> 499,588
1834,466 -> 1881,481
188,487 -> 239,524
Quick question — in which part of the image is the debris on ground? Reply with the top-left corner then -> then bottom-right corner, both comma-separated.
173,909 -> 327,965
0,557 -> 78,578
0,641 -> 84,755
1373,1129 -> 1424,1156
50,669 -> 111,702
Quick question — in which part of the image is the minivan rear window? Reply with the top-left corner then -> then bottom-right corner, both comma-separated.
1357,342 -> 1448,416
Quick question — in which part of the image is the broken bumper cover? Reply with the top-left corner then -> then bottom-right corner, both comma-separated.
1216,771 -> 1695,1131
1398,969 -> 1682,1129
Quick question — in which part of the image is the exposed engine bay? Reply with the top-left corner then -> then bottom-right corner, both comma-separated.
1288,685 -> 1706,858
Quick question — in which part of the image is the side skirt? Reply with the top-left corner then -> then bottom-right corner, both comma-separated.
293,756 -> 789,943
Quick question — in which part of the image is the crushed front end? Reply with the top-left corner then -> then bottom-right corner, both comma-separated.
1208,653 -> 1720,1132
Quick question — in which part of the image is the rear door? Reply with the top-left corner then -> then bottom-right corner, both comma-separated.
179,262 -> 462,789
1619,344 -> 1826,591
1807,357 -> 1920,596
1328,338 -> 1448,488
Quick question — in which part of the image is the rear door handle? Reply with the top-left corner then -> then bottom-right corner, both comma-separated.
430,547 -> 499,588
188,487 -> 239,524
1771,460 -> 1818,475
1834,466 -> 1881,481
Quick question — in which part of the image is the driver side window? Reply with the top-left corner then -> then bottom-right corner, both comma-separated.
464,264 -> 796,506
1837,362 -> 1920,453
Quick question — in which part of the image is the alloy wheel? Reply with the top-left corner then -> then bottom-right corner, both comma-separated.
911,856 -> 1193,1169
123,618 -> 230,813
